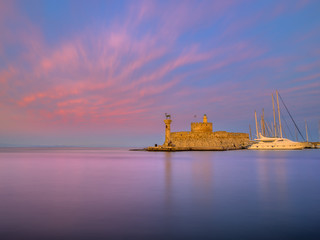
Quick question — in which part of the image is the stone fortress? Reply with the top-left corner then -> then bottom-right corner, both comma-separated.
148,114 -> 249,151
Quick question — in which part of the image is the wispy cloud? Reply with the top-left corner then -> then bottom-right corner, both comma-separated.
0,0 -> 319,144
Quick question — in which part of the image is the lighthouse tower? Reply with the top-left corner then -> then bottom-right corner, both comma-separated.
163,114 -> 172,146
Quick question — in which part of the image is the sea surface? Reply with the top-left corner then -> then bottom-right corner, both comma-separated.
0,148 -> 319,240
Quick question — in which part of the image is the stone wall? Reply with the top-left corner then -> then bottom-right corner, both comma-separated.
191,122 -> 213,133
170,131 -> 249,150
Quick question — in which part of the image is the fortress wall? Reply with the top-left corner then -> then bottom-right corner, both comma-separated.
191,122 -> 213,133
171,131 -> 191,138
213,131 -> 248,138
170,131 -> 249,149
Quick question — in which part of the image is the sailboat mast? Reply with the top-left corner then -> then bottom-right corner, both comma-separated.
262,108 -> 265,136
272,94 -> 277,137
255,111 -> 259,138
276,90 -> 283,138
249,124 -> 252,140
305,120 -> 309,142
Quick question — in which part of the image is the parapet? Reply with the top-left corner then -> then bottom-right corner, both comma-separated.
213,131 -> 249,138
191,122 -> 213,133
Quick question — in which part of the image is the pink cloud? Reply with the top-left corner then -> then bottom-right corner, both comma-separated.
295,0 -> 311,9
0,0 -> 319,140
283,81 -> 320,93
296,60 -> 320,72
0,26 -> 271,130
293,73 -> 320,82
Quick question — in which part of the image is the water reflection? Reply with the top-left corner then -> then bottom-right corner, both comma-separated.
164,152 -> 172,210
257,152 -> 288,209
191,152 -> 214,206
0,149 -> 319,239
163,152 -> 215,208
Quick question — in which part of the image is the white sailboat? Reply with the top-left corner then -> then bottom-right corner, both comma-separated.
248,91 -> 305,150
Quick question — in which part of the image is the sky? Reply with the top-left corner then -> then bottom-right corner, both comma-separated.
0,0 -> 319,147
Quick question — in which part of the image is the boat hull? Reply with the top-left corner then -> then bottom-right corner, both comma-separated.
248,145 -> 304,150
248,136 -> 305,150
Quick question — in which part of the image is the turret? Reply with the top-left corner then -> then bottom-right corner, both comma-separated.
191,114 -> 213,133
203,114 -> 208,123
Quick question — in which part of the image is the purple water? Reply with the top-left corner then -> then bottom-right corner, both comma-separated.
0,148 -> 319,239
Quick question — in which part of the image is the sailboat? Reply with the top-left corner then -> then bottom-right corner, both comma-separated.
248,91 -> 305,150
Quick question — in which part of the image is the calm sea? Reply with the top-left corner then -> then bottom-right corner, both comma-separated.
0,148 -> 319,240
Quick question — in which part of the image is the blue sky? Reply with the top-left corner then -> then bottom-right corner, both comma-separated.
0,0 -> 319,146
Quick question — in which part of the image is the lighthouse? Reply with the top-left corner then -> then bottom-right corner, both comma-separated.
164,114 -> 172,146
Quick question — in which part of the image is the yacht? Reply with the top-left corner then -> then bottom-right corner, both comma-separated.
248,90 -> 305,150
248,134 -> 305,150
